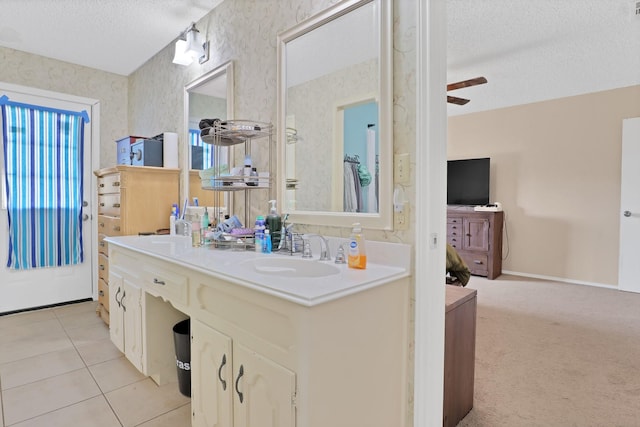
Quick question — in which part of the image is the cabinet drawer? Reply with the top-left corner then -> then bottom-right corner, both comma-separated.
98,193 -> 121,216
98,234 -> 109,256
447,223 -> 462,237
460,252 -> 488,275
98,215 -> 122,236
142,262 -> 189,306
98,253 -> 109,283
98,278 -> 109,311
447,216 -> 462,225
97,173 -> 121,195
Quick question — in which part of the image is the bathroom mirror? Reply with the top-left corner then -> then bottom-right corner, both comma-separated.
277,0 -> 392,230
182,61 -> 234,212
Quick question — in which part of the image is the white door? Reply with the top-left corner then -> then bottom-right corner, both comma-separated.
0,84 -> 95,312
618,117 -> 640,293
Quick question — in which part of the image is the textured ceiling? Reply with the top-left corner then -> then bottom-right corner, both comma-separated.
0,0 -> 638,113
447,0 -> 640,115
0,0 -> 223,76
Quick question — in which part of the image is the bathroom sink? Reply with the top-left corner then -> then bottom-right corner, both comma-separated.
242,257 -> 340,278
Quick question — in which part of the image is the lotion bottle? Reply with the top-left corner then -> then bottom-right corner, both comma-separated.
348,222 -> 367,269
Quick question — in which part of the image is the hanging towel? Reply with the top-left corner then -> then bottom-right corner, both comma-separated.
343,161 -> 358,212
1,98 -> 87,269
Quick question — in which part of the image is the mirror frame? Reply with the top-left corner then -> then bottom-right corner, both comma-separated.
276,0 -> 393,230
181,61 -> 235,205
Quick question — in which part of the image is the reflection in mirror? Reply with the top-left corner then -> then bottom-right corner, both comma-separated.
182,61 -> 234,216
277,0 -> 392,230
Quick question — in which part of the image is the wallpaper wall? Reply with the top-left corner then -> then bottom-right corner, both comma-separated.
127,0 -> 418,422
0,46 -> 128,168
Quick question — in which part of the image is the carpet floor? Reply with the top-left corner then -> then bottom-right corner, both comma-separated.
458,274 -> 640,427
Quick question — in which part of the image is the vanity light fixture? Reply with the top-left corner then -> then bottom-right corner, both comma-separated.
172,23 -> 210,66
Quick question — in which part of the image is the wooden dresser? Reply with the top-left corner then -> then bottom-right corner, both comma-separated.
95,166 -> 180,324
443,285 -> 478,427
447,208 -> 504,279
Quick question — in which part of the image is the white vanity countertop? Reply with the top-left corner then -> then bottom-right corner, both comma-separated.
105,235 -> 411,306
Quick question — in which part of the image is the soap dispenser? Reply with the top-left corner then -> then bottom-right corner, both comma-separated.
348,222 -> 367,269
266,200 -> 282,248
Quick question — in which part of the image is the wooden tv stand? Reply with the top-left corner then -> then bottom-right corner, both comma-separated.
446,208 -> 504,279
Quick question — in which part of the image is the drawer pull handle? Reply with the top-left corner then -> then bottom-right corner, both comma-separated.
100,202 -> 105,207
113,203 -> 121,208
99,223 -> 105,228
114,226 -> 121,231
153,278 -> 166,286
235,365 -> 244,403
99,264 -> 105,271
112,181 -> 120,187
474,260 -> 483,264
99,290 -> 104,296
218,354 -> 227,391
99,242 -> 105,247
99,183 -> 105,188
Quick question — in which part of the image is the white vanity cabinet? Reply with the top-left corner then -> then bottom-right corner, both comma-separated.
109,270 -> 144,372
106,237 -> 410,427
191,320 -> 296,427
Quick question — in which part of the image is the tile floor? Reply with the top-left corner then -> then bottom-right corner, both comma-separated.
0,301 -> 191,427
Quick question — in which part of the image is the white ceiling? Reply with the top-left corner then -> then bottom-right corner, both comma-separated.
0,0 -> 638,114
447,0 -> 640,115
0,0 -> 224,76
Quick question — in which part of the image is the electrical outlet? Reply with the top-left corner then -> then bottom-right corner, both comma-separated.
394,153 -> 410,184
394,202 -> 409,230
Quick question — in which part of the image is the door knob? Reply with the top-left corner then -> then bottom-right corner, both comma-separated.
624,210 -> 632,217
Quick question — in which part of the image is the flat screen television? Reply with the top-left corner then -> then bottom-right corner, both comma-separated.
447,157 -> 490,205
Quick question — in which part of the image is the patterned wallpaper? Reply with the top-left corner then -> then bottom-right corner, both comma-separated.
126,1 -> 418,421
0,46 -> 129,168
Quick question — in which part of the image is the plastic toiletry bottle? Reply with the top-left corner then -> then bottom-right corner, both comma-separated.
244,155 -> 252,183
263,229 -> 272,254
202,207 -> 209,230
192,215 -> 202,247
169,214 -> 176,236
348,222 -> 367,269
266,200 -> 282,248
247,167 -> 259,186
254,216 -> 265,253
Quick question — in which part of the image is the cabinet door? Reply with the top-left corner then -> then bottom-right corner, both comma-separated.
122,280 -> 144,372
192,320 -> 234,427
109,271 -> 125,353
233,342 -> 296,427
463,218 -> 489,252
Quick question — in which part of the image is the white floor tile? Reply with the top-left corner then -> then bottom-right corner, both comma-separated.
105,378 -> 189,427
75,337 -> 123,367
137,403 -> 192,427
89,356 -> 146,393
9,395 -> 121,427
65,322 -> 110,347
0,326 -> 73,365
2,369 -> 101,425
0,347 -> 84,390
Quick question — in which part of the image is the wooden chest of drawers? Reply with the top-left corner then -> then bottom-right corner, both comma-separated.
447,208 -> 504,279
94,165 -> 180,324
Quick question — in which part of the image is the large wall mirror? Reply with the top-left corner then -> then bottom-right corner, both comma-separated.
182,61 -> 234,211
276,0 -> 392,230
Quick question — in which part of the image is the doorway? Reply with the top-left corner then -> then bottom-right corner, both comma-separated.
0,83 -> 98,313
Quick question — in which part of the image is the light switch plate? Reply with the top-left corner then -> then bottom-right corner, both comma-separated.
394,202 -> 409,230
394,153 -> 410,183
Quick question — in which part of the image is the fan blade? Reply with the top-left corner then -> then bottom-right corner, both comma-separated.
447,77 -> 487,91
447,95 -> 470,105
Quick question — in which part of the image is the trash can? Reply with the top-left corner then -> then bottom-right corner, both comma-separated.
173,318 -> 191,397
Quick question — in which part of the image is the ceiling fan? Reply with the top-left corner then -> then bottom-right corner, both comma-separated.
447,76 -> 487,105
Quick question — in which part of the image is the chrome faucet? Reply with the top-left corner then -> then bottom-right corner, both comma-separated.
301,234 -> 331,261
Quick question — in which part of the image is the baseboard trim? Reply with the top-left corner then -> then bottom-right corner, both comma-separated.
0,298 -> 95,316
501,270 -> 617,290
